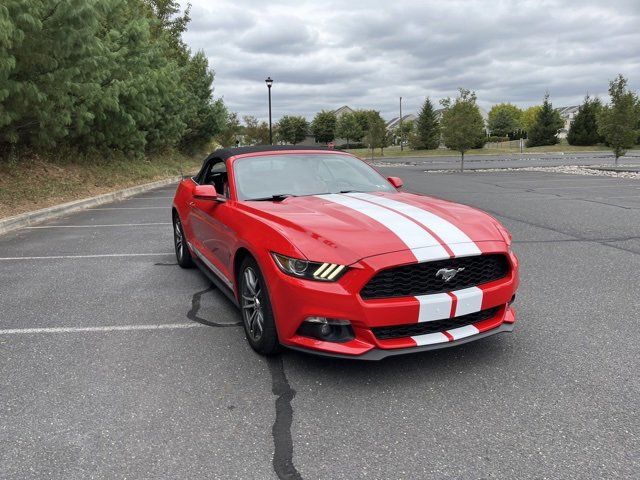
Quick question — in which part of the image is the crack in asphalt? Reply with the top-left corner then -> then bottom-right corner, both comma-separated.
267,356 -> 303,480
187,285 -> 302,478
186,282 -> 302,478
187,286 -> 242,327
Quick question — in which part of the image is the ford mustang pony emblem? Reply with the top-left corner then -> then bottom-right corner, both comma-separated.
436,267 -> 465,282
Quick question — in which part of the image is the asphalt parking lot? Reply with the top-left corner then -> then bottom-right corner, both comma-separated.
1,167 -> 639,479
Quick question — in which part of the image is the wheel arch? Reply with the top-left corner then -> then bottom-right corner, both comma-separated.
233,246 -> 257,286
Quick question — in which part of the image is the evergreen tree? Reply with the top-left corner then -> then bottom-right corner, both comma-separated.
526,93 -> 563,147
311,110 -> 337,144
178,51 -> 227,153
440,89 -> 485,172
567,96 -> 602,146
335,112 -> 363,147
0,0 -> 105,150
597,75 -> 640,165
0,0 -> 225,158
412,98 -> 440,149
276,115 -> 309,145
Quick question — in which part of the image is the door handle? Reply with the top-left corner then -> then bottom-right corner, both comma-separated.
188,201 -> 195,207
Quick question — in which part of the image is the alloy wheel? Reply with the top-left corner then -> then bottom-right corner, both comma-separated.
174,217 -> 184,261
241,267 -> 264,341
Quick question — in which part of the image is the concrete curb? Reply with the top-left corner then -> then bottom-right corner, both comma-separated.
0,176 -> 183,236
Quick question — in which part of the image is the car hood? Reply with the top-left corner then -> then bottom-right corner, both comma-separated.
240,191 -> 507,265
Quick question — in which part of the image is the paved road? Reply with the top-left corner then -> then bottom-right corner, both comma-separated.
370,150 -> 640,170
1,170 -> 638,479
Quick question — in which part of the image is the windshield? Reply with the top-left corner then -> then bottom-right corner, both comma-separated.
233,153 -> 394,201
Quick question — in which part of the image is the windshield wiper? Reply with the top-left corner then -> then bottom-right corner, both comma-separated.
339,189 -> 365,194
246,194 -> 295,202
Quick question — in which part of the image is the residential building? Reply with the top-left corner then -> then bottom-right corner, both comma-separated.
556,105 -> 580,138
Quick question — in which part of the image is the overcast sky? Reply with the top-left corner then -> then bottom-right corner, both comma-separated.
179,0 -> 640,121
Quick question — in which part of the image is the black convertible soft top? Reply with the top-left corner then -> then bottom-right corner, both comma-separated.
204,145 -> 331,162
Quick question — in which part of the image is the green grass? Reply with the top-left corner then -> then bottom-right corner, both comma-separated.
0,149 -> 203,218
344,141 -> 630,159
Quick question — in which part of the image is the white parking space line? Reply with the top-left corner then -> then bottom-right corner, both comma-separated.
90,207 -> 168,210
25,223 -> 171,229
0,323 -> 207,335
532,184 -> 640,190
0,253 -> 174,261
128,196 -> 175,199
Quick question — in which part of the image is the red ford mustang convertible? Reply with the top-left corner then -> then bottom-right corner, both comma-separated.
172,146 -> 519,360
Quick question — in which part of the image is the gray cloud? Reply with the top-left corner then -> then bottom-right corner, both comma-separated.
180,0 -> 640,121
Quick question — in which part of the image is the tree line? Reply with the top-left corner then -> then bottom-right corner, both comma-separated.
235,74 -> 638,171
215,108 -> 391,156
0,0 -> 226,160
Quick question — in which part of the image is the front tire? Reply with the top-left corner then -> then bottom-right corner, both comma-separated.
239,257 -> 280,355
173,212 -> 194,268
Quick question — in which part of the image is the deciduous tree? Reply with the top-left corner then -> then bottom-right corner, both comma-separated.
394,120 -> 414,147
597,75 -> 640,165
311,110 -> 337,144
488,103 -> 522,137
335,112 -> 363,147
440,89 -> 485,172
276,115 -> 309,145
362,111 -> 388,156
521,106 -> 542,134
215,112 -> 241,147
243,115 -> 270,145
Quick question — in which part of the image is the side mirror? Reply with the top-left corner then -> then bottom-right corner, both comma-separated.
387,176 -> 403,189
193,184 -> 219,201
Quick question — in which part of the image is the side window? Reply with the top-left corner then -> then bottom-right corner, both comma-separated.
204,160 -> 230,197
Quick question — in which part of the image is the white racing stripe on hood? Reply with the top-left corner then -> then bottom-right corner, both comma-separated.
319,194 -> 449,262
346,193 -> 481,257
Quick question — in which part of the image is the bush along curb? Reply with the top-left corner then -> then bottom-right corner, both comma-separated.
0,176 -> 183,236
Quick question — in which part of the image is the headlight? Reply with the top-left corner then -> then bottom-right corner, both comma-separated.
271,253 -> 347,281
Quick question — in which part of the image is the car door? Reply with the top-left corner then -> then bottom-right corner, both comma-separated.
188,159 -> 236,285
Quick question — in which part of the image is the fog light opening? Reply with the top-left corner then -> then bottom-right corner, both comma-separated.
297,317 -> 355,343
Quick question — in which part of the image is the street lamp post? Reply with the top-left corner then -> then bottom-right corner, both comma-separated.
265,77 -> 274,145
399,96 -> 403,151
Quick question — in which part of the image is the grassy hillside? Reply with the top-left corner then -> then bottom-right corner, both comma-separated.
0,151 -> 202,218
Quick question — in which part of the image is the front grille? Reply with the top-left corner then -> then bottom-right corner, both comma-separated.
361,254 -> 509,300
372,307 -> 500,340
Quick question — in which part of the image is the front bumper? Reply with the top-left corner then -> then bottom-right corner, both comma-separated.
266,245 -> 519,360
287,316 -> 515,360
